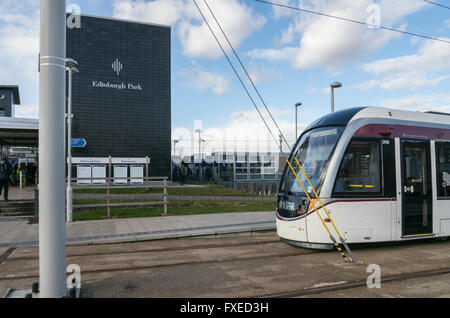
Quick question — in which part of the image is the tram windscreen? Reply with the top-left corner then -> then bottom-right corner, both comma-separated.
281,126 -> 344,196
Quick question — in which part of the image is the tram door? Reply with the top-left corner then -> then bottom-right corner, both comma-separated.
401,140 -> 433,236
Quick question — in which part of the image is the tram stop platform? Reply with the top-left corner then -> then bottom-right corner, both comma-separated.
0,211 -> 276,248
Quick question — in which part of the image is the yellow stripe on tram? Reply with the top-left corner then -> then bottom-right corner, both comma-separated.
348,184 -> 376,189
285,160 -> 331,236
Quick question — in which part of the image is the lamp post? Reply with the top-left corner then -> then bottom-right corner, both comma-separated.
173,139 -> 179,156
330,82 -> 342,113
171,139 -> 179,181
279,134 -> 283,153
66,59 -> 78,224
195,129 -> 202,181
39,0 -> 67,298
295,102 -> 302,140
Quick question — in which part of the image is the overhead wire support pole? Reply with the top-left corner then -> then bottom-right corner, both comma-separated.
39,0 -> 67,297
254,0 -> 450,45
203,0 -> 292,152
192,0 -> 280,149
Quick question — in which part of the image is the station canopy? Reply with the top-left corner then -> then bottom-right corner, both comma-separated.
0,117 -> 38,147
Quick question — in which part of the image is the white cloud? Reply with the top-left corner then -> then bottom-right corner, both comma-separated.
247,64 -> 283,85
172,107 -> 301,155
379,94 -> 450,113
445,19 -> 450,28
178,67 -> 231,95
271,0 -> 295,20
112,0 -> 188,26
247,0 -> 426,70
113,0 -> 266,59
247,47 -> 299,62
352,38 -> 450,90
362,39 -> 450,76
0,0 -> 40,118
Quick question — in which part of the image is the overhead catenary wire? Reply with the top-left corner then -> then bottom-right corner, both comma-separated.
203,0 -> 292,152
422,0 -> 450,10
192,0 -> 281,150
254,0 -> 450,45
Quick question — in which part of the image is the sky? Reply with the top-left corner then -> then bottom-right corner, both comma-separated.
0,0 -> 449,155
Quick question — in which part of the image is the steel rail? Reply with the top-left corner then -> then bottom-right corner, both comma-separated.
3,239 -> 284,263
260,267 -> 450,298
0,250 -> 319,282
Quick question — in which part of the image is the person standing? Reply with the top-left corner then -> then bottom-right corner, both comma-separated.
178,162 -> 186,185
0,157 -> 13,201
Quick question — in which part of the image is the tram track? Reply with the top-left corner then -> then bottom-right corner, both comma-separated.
2,239 -> 285,263
4,238 -> 449,297
0,240 -> 322,281
0,248 -> 320,282
259,267 -> 450,298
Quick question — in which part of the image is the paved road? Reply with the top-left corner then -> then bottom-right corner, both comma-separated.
1,234 -> 449,298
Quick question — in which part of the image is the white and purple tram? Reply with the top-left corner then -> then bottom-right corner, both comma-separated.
277,107 -> 450,249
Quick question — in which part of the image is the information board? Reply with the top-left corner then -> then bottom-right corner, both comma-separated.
130,165 -> 144,184
92,164 -> 106,185
114,165 -> 128,184
77,165 -> 92,185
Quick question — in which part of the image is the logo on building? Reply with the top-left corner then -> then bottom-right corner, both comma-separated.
112,58 -> 123,76
0,94 -> 4,100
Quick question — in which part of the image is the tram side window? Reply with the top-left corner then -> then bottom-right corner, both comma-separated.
333,139 -> 381,195
436,142 -> 450,197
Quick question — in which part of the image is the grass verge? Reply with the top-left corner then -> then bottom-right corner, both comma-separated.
74,183 -> 270,197
73,200 -> 275,221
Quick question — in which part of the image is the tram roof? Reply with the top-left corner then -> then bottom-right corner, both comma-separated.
350,107 -> 450,126
304,107 -> 368,132
304,106 -> 450,133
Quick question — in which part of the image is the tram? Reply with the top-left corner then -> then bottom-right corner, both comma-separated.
277,107 -> 450,249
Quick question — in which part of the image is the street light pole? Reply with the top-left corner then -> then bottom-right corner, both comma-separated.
66,59 -> 78,224
330,82 -> 342,113
195,129 -> 202,181
171,139 -> 179,181
39,0 -> 67,298
173,139 -> 179,156
295,102 -> 302,140
279,134 -> 283,153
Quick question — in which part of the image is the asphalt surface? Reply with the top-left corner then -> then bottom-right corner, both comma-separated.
1,235 -> 450,298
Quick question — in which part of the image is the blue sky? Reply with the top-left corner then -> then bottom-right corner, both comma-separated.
1,0 -> 449,153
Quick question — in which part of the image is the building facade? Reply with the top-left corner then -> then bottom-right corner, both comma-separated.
0,86 -> 20,118
66,14 -> 171,177
171,152 -> 289,194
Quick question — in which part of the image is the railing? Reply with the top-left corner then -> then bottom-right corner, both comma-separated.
70,176 -> 168,218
